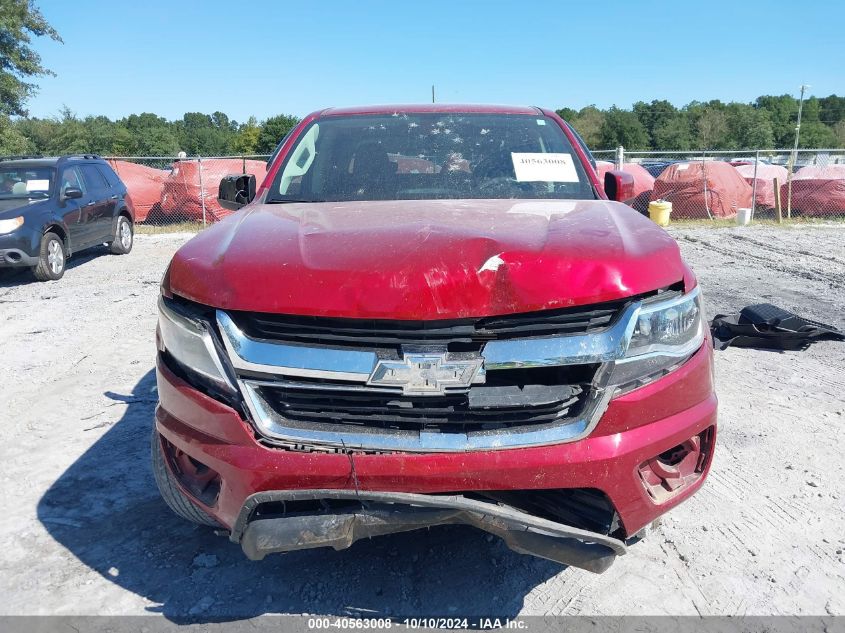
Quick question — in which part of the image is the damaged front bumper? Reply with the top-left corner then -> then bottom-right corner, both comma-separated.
231,489 -> 627,573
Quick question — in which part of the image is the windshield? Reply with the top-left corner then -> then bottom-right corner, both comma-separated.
268,113 -> 596,203
0,166 -> 55,198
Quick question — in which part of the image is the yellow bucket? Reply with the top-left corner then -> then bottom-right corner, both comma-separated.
648,200 -> 672,226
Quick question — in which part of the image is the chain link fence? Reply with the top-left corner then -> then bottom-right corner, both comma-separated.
104,155 -> 270,232
592,148 -> 845,223
6,150 -> 841,233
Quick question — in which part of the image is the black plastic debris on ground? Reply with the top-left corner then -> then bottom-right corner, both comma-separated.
710,303 -> 845,351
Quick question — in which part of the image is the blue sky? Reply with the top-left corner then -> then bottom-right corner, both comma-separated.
30,0 -> 844,122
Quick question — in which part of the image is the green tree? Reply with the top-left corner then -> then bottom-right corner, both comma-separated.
0,0 -> 62,117
0,115 -> 31,153
257,114 -> 300,153
122,113 -> 180,155
554,107 -> 578,122
755,95 -> 798,146
570,106 -> 605,148
598,107 -> 648,150
689,102 -> 729,149
48,106 -> 88,153
834,121 -> 845,148
798,121 -> 837,148
819,95 -> 845,126
653,114 -> 694,151
725,103 -> 774,149
233,116 -> 261,154
633,99 -> 678,148
173,111 -> 237,155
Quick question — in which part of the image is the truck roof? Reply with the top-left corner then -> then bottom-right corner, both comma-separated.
319,104 -> 544,117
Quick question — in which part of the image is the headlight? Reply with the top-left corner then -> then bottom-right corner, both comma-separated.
610,287 -> 704,389
0,216 -> 24,235
158,295 -> 235,394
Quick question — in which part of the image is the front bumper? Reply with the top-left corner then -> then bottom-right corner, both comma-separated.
236,489 -> 626,573
154,342 -> 716,569
0,228 -> 40,267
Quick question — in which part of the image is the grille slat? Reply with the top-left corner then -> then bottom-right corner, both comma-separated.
259,384 -> 584,432
234,302 -> 624,349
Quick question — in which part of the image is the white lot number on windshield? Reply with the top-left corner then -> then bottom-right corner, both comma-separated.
511,152 -> 579,182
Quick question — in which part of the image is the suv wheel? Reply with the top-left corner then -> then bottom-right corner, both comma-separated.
33,232 -> 66,281
110,215 -> 133,255
151,427 -> 220,527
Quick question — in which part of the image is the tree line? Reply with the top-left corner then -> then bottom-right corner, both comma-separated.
0,108 -> 301,157
1,94 -> 843,158
557,95 -> 845,151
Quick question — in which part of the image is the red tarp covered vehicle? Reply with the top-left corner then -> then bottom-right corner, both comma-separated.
781,165 -> 845,216
650,161 -> 752,219
160,159 -> 268,222
735,163 -> 789,210
107,160 -> 170,222
596,161 -> 655,212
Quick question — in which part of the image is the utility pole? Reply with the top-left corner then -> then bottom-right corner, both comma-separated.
431,85 -> 435,104
786,83 -> 810,219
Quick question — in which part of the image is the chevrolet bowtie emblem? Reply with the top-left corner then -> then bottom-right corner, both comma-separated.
367,351 -> 485,395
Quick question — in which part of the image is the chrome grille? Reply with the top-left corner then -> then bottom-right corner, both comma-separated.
256,381 -> 587,434
228,301 -> 626,350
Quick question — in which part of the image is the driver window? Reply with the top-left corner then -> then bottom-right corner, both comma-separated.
61,167 -> 86,197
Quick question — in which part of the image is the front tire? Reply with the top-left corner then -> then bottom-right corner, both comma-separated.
151,427 -> 219,527
110,215 -> 133,255
33,232 -> 66,281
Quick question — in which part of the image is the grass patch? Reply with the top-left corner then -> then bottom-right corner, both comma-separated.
136,222 -> 205,234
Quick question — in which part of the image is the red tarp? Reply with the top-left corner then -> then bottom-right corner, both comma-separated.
107,160 -> 170,222
596,161 -> 656,212
159,159 -> 268,222
596,161 -> 655,196
735,163 -> 789,209
650,161 -> 752,219
781,165 -> 845,216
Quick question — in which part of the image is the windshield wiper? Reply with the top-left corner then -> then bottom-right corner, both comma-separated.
266,198 -> 324,204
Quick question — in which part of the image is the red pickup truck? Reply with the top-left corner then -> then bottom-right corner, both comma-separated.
153,104 -> 716,573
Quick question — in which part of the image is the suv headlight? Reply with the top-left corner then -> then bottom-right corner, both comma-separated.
0,216 -> 24,235
157,295 -> 236,394
610,287 -> 704,389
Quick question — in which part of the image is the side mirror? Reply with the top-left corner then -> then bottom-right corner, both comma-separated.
63,187 -> 84,200
218,174 -> 256,211
603,170 -> 635,203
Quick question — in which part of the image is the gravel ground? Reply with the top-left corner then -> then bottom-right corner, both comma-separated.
0,225 -> 843,618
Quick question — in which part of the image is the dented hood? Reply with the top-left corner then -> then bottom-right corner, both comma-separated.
167,199 -> 685,319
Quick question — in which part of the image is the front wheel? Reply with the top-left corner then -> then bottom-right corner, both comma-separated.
151,427 -> 220,527
32,232 -> 66,281
110,215 -> 133,255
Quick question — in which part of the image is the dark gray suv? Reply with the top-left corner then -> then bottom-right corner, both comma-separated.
0,154 -> 134,281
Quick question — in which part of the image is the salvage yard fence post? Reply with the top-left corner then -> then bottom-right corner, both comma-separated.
773,177 -> 783,224
750,150 -> 760,220
198,156 -> 207,227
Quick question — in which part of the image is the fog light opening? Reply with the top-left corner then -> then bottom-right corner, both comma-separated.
638,427 -> 714,503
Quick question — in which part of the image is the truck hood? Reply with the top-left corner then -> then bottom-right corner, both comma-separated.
167,199 -> 686,319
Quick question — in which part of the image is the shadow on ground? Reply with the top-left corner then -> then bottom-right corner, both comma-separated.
38,370 -> 560,620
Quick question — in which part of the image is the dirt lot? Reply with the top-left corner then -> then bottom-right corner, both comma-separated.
0,225 -> 843,618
